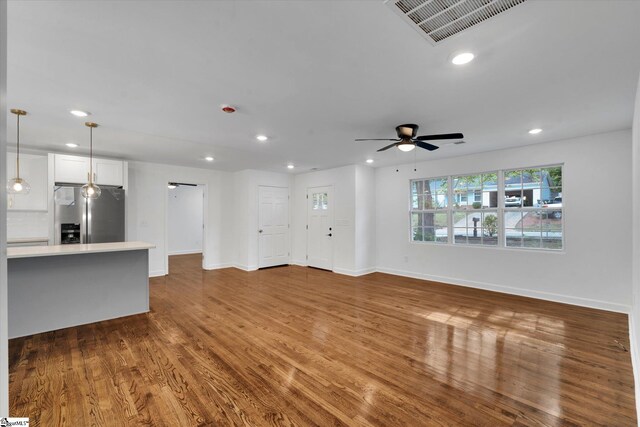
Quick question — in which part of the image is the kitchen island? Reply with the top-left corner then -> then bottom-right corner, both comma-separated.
7,241 -> 155,338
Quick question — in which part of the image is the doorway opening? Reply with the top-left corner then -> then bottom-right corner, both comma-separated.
166,182 -> 205,274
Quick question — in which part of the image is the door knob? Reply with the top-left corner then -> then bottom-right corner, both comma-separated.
258,229 -> 263,233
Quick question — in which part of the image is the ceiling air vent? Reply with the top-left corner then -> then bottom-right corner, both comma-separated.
386,0 -> 527,44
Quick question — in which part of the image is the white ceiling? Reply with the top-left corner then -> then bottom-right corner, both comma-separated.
7,0 -> 640,172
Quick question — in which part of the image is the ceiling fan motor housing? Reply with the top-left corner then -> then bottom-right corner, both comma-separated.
396,124 -> 419,139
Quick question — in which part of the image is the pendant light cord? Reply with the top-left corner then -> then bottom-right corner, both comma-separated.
16,113 -> 20,178
89,126 -> 93,183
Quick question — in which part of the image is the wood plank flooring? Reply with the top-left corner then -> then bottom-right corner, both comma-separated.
9,254 -> 637,426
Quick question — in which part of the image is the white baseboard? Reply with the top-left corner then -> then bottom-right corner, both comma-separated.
629,311 -> 640,424
168,249 -> 202,256
203,263 -> 233,270
375,266 -> 631,313
149,270 -> 166,278
290,261 -> 375,277
232,263 -> 258,272
333,267 -> 377,277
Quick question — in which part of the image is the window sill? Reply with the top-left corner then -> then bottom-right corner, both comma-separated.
408,240 -> 565,254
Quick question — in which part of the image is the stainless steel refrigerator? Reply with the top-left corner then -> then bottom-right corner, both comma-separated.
54,185 -> 125,245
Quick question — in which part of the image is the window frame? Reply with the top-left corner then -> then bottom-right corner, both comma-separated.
409,176 -> 450,244
451,171 -> 499,247
408,164 -> 564,252
501,165 -> 564,251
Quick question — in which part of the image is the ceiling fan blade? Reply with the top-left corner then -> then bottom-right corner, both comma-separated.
415,141 -> 439,151
377,142 -> 399,152
355,138 -> 399,142
415,133 -> 464,141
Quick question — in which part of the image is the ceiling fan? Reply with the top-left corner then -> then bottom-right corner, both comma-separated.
355,124 -> 463,152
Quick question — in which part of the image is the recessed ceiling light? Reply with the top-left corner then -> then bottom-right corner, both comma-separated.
528,128 -> 542,135
256,135 -> 268,142
287,164 -> 295,169
205,156 -> 214,161
366,159 -> 374,164
65,143 -> 78,148
451,52 -> 474,65
70,110 -> 90,117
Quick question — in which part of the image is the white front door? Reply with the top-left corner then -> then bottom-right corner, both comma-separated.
258,186 -> 289,268
307,186 -> 333,270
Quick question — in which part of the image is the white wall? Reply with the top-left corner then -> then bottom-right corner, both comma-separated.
167,185 -> 203,255
6,211 -> 48,240
355,164 -> 376,274
127,161 -> 234,276
231,169 -> 290,270
376,130 -> 632,313
292,165 -> 357,274
0,0 -> 7,415
630,73 -> 640,422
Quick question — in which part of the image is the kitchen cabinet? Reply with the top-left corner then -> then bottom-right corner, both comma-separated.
93,158 -> 123,186
6,153 -> 48,211
53,154 -> 124,187
54,154 -> 90,184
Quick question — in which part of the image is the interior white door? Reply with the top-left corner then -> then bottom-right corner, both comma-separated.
307,186 -> 333,270
258,186 -> 289,268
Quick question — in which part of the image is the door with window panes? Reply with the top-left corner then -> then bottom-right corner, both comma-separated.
307,186 -> 333,270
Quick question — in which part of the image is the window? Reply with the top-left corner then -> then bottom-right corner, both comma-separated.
312,192 -> 328,210
452,172 -> 498,246
410,177 -> 448,243
504,166 -> 562,249
409,165 -> 563,251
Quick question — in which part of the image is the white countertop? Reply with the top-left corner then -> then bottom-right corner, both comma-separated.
7,241 -> 155,259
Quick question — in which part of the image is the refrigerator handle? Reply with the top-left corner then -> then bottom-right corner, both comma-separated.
85,198 -> 89,244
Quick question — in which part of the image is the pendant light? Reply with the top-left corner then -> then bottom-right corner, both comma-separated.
7,109 -> 31,194
81,122 -> 101,199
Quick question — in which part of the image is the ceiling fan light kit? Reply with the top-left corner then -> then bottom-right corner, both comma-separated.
398,142 -> 416,152
355,123 -> 463,153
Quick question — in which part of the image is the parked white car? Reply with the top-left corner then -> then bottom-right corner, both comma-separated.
504,196 -> 522,207
542,197 -> 562,219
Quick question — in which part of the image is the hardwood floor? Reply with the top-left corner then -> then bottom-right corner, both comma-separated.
9,254 -> 637,426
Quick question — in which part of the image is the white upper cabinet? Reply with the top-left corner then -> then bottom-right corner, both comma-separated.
53,154 -> 124,187
54,154 -> 91,184
6,153 -> 48,211
92,158 -> 123,186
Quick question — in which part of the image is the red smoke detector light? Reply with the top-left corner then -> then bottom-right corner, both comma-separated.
221,105 -> 236,113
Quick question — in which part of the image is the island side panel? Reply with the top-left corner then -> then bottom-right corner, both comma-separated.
8,249 -> 150,338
